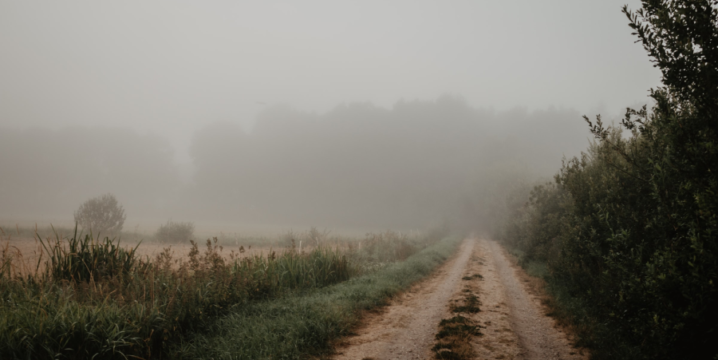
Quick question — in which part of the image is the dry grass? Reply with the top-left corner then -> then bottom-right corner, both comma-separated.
0,224 -> 443,359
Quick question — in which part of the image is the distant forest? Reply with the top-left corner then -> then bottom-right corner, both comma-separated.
0,96 -> 590,229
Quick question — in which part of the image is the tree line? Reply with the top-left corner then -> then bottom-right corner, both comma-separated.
1,98 -> 588,229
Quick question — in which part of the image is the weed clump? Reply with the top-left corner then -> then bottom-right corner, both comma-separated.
433,284 -> 483,360
432,313 -> 482,359
461,273 -> 482,281
40,227 -> 140,282
451,294 -> 480,314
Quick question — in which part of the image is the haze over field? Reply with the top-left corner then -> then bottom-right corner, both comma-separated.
0,1 -> 661,232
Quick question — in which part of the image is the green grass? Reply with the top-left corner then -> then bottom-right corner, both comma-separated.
172,236 -> 462,359
0,233 -> 353,359
0,227 -> 449,359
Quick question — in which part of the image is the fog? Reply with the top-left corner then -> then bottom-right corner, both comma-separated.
0,1 -> 660,234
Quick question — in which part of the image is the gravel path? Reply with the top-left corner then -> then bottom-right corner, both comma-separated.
478,239 -> 586,360
332,238 -> 587,360
333,239 -> 474,360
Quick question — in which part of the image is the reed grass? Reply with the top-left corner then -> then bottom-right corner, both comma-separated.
0,230 -> 354,359
0,227 -> 445,359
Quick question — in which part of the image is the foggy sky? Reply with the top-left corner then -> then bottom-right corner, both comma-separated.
0,1 -> 662,232
1,1 -> 659,156
0,98 -> 588,231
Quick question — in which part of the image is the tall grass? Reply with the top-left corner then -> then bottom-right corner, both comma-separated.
0,227 -> 446,359
0,230 -> 354,359
173,235 -> 461,359
39,227 -> 141,282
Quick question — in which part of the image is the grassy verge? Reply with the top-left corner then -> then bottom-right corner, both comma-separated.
505,249 -> 642,360
172,236 -> 463,359
0,228 -> 446,359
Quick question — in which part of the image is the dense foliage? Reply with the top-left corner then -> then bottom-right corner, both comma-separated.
497,1 -> 718,358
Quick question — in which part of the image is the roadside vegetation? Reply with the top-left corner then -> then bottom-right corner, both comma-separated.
0,224 -> 452,359
172,234 -> 461,359
496,2 -> 718,359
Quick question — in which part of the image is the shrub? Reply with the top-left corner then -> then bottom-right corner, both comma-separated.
497,2 -> 718,358
155,221 -> 195,244
74,194 -> 126,235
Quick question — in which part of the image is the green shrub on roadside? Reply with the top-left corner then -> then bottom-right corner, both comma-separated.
496,2 -> 718,358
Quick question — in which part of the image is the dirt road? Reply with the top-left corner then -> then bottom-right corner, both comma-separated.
332,238 -> 587,360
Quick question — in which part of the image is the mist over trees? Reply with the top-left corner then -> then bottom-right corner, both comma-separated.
0,126 -> 179,221
1,96 -> 591,230
186,96 -> 590,229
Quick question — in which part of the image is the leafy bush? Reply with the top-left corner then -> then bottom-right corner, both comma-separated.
155,220 -> 195,244
497,180 -> 574,266
73,194 -> 126,235
497,2 -> 718,358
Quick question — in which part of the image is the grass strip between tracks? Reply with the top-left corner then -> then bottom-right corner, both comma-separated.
172,235 -> 463,359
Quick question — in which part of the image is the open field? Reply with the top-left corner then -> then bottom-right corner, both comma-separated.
0,226 -> 421,277
0,224 -> 451,359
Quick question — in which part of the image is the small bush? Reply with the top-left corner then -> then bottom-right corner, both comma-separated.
155,221 -> 195,244
74,194 -> 126,235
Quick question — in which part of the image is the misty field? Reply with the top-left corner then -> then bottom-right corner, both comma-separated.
0,225 -> 453,359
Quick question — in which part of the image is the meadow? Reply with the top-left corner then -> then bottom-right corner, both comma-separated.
0,224 -> 453,359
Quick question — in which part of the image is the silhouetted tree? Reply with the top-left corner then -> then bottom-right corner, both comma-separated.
74,194 -> 126,235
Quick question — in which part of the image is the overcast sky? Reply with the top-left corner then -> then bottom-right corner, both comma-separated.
1,1 -> 660,162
